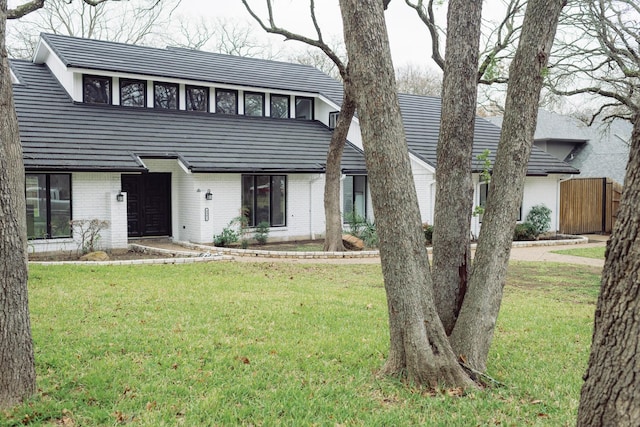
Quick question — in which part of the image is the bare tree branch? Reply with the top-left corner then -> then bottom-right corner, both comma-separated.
7,0 -> 45,19
404,0 -> 445,70
241,0 -> 347,77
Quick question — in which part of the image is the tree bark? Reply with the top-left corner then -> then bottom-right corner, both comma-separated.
0,0 -> 36,409
577,115 -> 640,427
323,78 -> 356,252
431,0 -> 482,335
449,0 -> 565,372
339,0 -> 475,388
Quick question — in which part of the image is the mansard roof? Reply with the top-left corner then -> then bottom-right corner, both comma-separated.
12,60 -> 365,174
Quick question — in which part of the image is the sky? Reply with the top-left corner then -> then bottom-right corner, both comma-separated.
171,0 -> 440,70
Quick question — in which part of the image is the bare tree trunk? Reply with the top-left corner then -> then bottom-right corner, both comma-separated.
577,115 -> 640,427
323,79 -> 356,252
449,0 -> 565,372
339,0 -> 475,388
431,0 -> 482,335
0,0 -> 36,408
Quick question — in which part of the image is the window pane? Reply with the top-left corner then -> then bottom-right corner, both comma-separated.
154,83 -> 178,109
255,176 -> 270,225
271,176 -> 286,226
26,174 -> 47,238
216,89 -> 237,114
242,175 -> 255,226
343,175 -> 354,219
244,92 -> 264,116
270,95 -> 289,118
83,75 -> 110,104
120,79 -> 146,107
186,86 -> 208,111
353,176 -> 366,218
295,97 -> 313,120
50,174 -> 71,238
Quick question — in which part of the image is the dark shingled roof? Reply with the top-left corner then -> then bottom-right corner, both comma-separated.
12,59 -> 366,173
399,93 -> 579,175
21,34 -> 577,176
39,33 -> 345,106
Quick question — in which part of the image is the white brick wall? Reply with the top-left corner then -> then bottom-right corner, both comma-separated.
29,171 -> 127,253
470,174 -> 564,237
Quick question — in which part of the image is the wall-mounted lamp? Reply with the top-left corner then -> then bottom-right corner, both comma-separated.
116,191 -> 124,202
205,189 -> 213,201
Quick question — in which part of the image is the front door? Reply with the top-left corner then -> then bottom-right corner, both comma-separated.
121,173 -> 172,237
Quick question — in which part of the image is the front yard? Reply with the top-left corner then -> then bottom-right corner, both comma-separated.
4,261 -> 600,426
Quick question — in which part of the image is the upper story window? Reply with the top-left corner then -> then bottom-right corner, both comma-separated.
26,173 -> 72,239
154,82 -> 179,109
216,89 -> 238,114
295,96 -> 314,120
270,94 -> 290,118
120,78 -> 146,108
83,74 -> 111,104
186,85 -> 209,112
244,92 -> 265,117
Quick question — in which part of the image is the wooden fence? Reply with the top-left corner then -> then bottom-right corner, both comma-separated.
560,178 -> 623,235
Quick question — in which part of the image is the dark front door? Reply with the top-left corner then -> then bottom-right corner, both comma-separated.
121,173 -> 172,237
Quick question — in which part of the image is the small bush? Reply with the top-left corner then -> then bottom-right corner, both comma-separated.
423,223 -> 434,245
344,211 -> 378,248
213,226 -> 239,247
526,204 -> 552,235
254,221 -> 270,245
513,222 -> 538,241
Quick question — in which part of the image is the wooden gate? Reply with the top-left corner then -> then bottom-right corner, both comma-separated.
560,178 -> 623,234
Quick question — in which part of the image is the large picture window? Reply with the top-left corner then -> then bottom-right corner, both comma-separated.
343,175 -> 367,221
25,173 -> 72,239
270,94 -> 290,118
216,89 -> 238,114
154,82 -> 179,109
186,85 -> 209,111
244,92 -> 264,116
295,96 -> 314,120
242,175 -> 286,227
120,78 -> 146,107
83,74 -> 111,104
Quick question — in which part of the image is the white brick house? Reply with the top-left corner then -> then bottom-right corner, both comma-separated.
12,34 -> 577,253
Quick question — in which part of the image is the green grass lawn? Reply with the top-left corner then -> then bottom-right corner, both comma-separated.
2,261 -> 600,426
551,246 -> 606,259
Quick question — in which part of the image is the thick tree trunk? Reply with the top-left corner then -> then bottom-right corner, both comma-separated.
431,0 -> 482,335
449,0 -> 565,372
323,79 -> 356,252
339,0 -> 474,388
0,0 -> 36,409
577,115 -> 640,427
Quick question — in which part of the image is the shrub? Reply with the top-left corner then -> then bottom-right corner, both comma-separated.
526,204 -> 552,235
70,219 -> 110,254
423,223 -> 434,244
254,221 -> 270,245
344,211 -> 378,248
213,226 -> 239,247
513,222 -> 538,241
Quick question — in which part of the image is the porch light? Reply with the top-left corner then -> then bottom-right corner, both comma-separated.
205,189 -> 213,200
116,191 -> 124,202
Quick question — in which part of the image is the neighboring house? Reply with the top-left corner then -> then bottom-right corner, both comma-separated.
487,109 -> 631,184
12,34 -> 578,253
